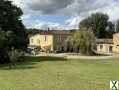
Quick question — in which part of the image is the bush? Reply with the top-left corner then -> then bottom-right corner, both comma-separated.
34,46 -> 41,54
8,49 -> 24,64
0,49 -> 10,63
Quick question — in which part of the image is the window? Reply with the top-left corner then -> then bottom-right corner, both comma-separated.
44,35 -> 47,42
31,39 -> 33,43
116,45 -> 119,48
37,39 -> 40,44
58,35 -> 62,42
109,46 -> 112,52
100,45 -> 103,49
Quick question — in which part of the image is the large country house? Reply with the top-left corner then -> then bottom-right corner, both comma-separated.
29,29 -> 119,54
29,30 -> 72,52
96,33 -> 119,54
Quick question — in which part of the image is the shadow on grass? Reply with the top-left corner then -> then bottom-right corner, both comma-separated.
0,56 -> 67,70
0,62 -> 36,70
24,56 -> 67,62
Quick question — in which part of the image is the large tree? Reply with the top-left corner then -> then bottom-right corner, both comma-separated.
65,28 -> 96,55
26,28 -> 41,38
80,12 -> 115,38
116,19 -> 119,33
0,0 -> 28,63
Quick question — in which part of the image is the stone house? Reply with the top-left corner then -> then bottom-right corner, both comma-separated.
96,39 -> 113,54
29,30 -> 72,52
113,33 -> 119,53
96,33 -> 119,54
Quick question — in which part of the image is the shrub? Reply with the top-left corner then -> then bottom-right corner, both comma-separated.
8,49 -> 24,64
34,46 -> 41,54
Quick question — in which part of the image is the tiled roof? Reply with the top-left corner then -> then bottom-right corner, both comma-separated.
113,33 -> 119,37
30,30 -> 72,38
96,39 -> 113,44
39,30 -> 72,35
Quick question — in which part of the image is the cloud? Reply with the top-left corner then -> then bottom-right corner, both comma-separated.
27,0 -> 73,14
26,0 -> 116,16
58,0 -> 113,16
28,20 -> 77,30
29,20 -> 60,30
10,0 -> 119,29
21,14 -> 31,20
97,1 -> 119,21
11,0 -> 116,16
65,16 -> 80,29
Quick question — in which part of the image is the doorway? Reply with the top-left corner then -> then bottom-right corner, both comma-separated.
109,46 -> 113,53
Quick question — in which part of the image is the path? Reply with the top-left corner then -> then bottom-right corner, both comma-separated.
26,53 -> 119,60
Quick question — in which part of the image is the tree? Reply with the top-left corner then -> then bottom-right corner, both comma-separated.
78,29 -> 96,55
116,19 -> 119,33
0,0 -> 28,63
65,36 -> 76,52
65,28 -> 96,55
80,12 -> 115,38
0,31 -> 9,63
26,28 -> 40,38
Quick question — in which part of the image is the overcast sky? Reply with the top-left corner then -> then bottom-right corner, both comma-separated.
11,0 -> 119,30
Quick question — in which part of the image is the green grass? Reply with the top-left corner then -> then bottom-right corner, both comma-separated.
0,56 -> 119,90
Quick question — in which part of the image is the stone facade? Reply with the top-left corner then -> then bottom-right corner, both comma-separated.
113,33 -> 119,53
96,33 -> 119,54
29,30 -> 119,54
29,30 -> 72,52
29,34 -> 54,51
96,39 -> 113,54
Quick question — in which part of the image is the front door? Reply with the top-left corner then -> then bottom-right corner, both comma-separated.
109,46 -> 113,53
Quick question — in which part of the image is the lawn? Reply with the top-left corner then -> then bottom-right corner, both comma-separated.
0,56 -> 119,90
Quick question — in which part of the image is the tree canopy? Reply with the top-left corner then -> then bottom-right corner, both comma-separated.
65,28 -> 96,55
116,19 -> 119,33
80,12 -> 115,38
0,0 -> 28,63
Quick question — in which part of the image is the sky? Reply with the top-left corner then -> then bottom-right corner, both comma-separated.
11,0 -> 119,30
